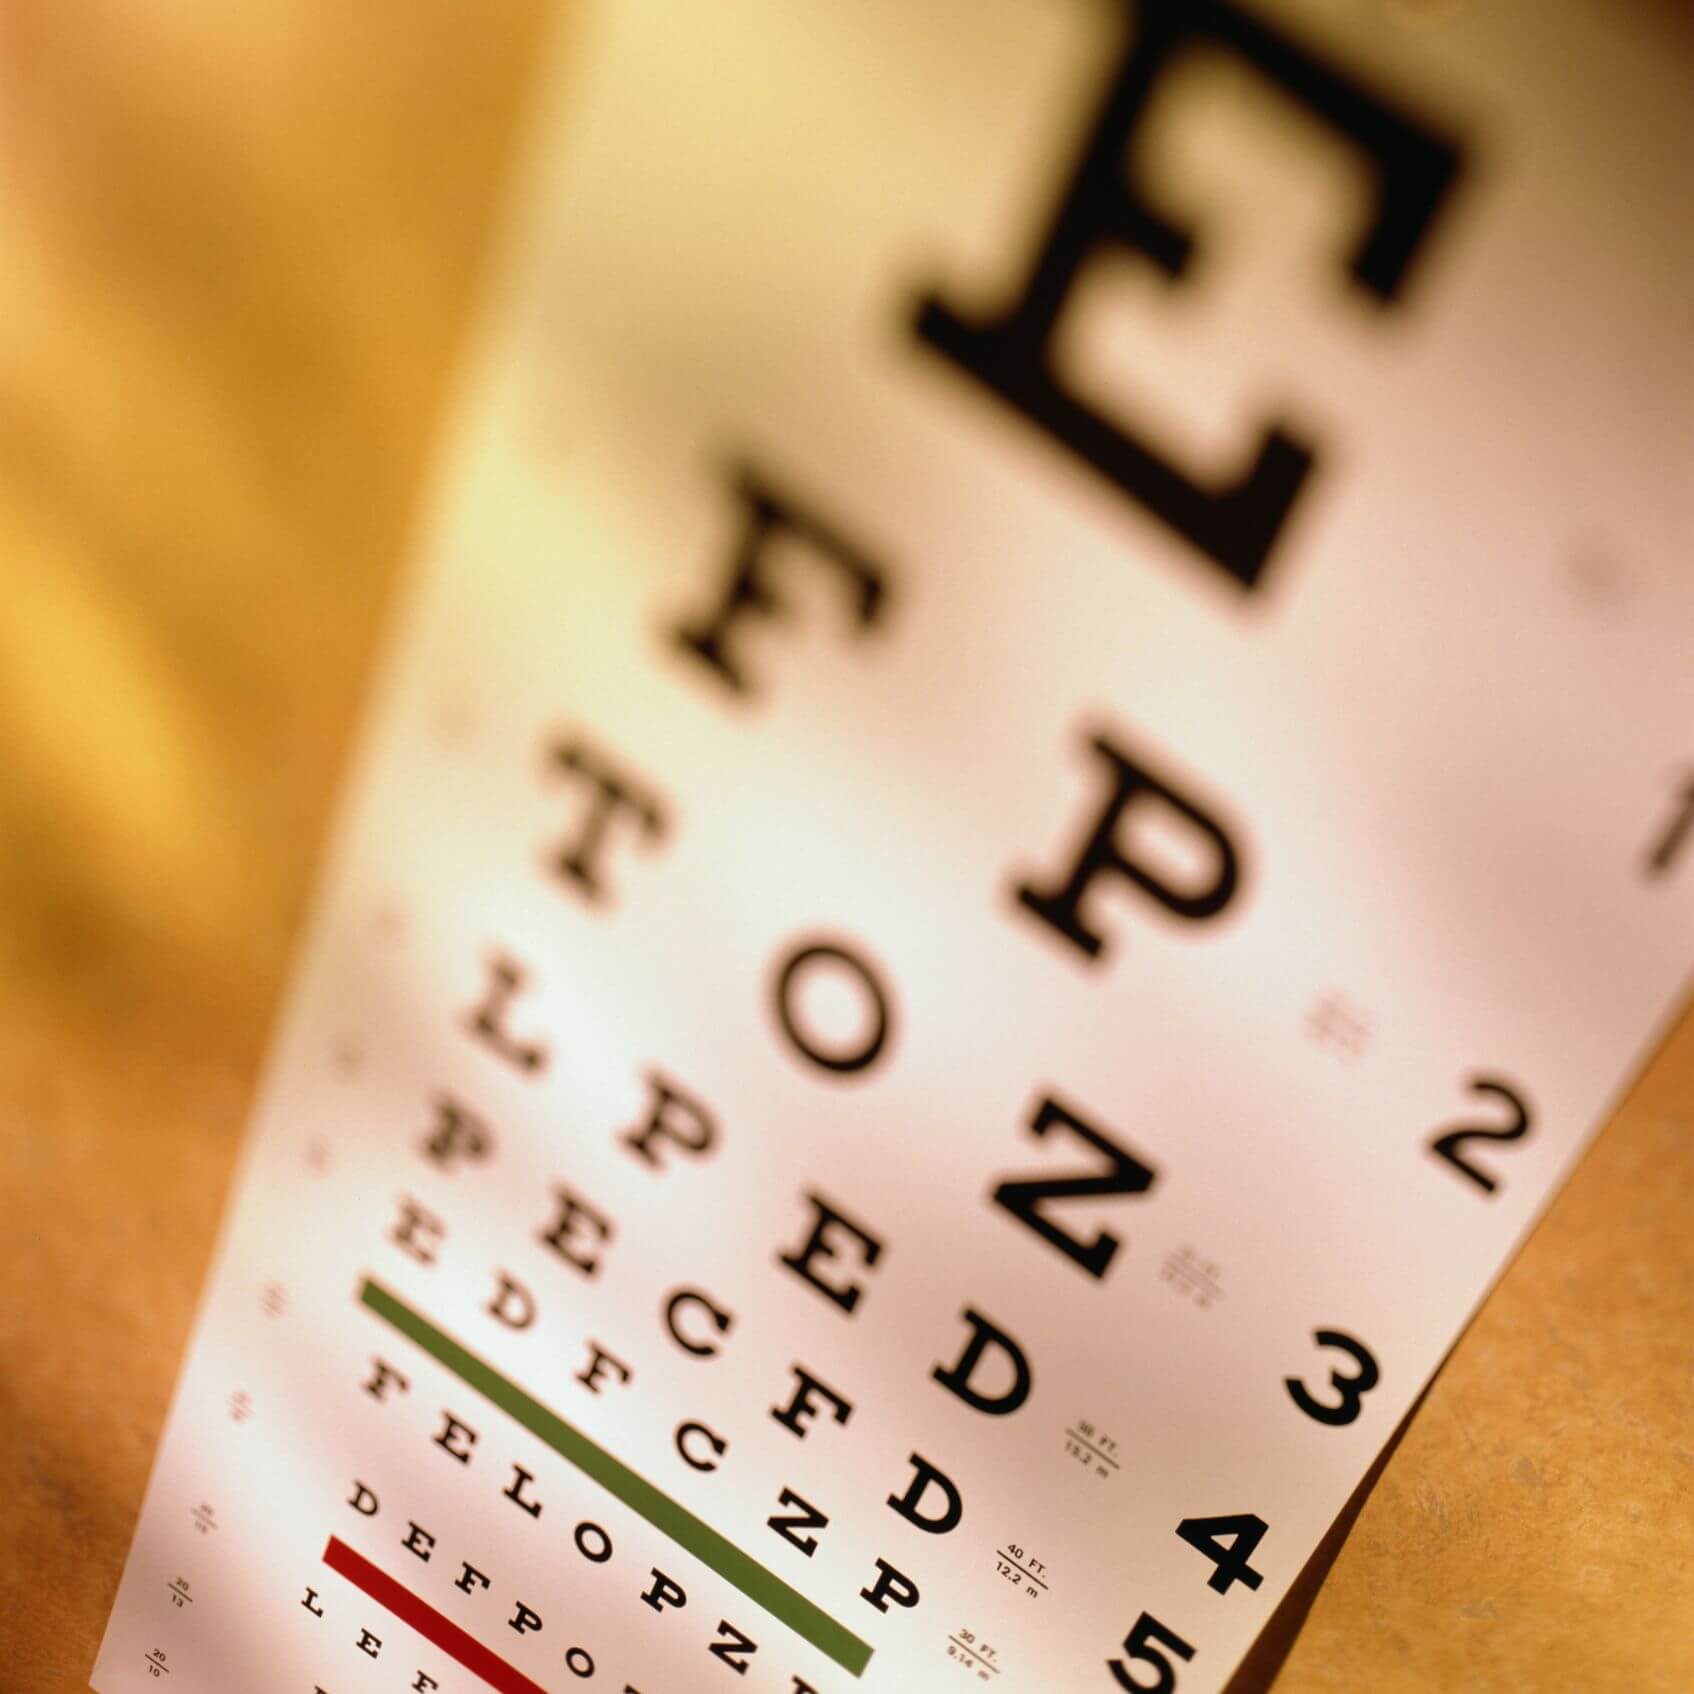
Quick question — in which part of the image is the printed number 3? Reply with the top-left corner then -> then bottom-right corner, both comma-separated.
1285,1329 -> 1380,1426
1109,1612 -> 1195,1693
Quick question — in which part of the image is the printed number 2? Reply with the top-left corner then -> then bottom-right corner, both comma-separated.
1286,1329 -> 1380,1426
1109,1612 -> 1195,1692
1428,1075 -> 1533,1195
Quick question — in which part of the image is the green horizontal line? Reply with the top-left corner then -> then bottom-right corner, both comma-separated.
359,1275 -> 872,1678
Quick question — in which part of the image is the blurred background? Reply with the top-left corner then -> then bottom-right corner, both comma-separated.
0,2 -> 549,1679
1,4 -> 1690,1690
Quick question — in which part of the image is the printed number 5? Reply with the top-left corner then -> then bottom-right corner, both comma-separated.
1285,1329 -> 1380,1426
1109,1612 -> 1195,1692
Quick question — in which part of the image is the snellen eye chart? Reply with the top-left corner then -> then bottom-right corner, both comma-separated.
94,2 -> 1693,1691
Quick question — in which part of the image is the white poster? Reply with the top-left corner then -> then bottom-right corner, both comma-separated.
94,2 -> 1692,1691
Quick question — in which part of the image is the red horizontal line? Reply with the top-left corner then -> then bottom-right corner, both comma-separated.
323,1535 -> 549,1694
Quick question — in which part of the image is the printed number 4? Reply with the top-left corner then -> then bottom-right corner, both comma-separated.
1175,1513 -> 1267,1594
1106,1517 -> 1267,1689
1109,1612 -> 1195,1692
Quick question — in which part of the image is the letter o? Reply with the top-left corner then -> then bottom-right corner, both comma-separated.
565,1645 -> 595,1676
772,938 -> 893,1076
574,1521 -> 613,1564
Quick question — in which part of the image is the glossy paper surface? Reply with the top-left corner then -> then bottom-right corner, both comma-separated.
95,3 -> 1692,1690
